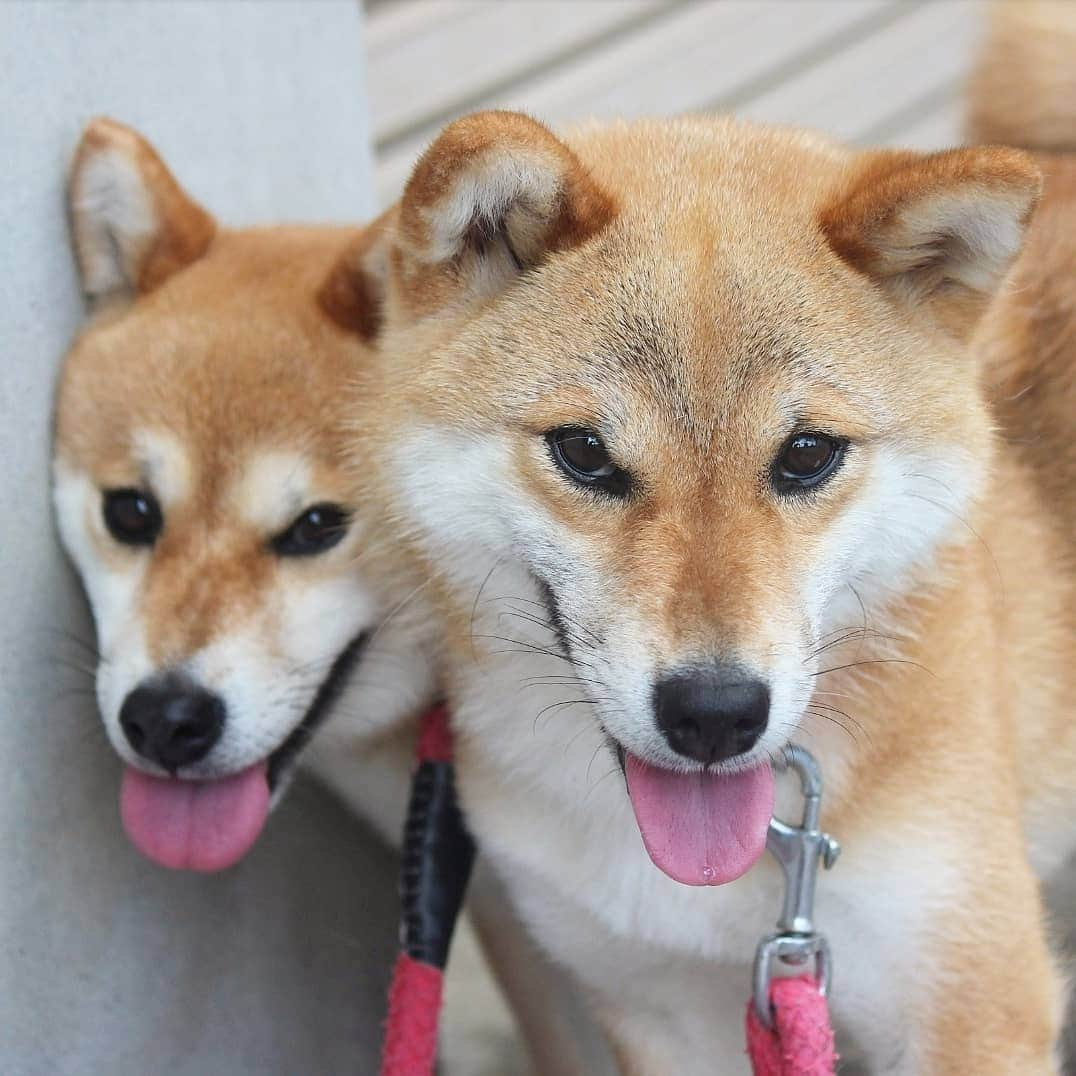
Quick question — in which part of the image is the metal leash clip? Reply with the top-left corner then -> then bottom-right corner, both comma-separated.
752,744 -> 841,1029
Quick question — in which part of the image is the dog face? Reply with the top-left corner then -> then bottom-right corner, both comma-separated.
354,113 -> 1038,780
53,120 -> 426,870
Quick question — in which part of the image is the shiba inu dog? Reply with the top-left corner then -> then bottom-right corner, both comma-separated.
53,119 -> 436,872
337,10 -> 1076,1072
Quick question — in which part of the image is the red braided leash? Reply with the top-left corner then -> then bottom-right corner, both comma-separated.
746,976 -> 837,1075
381,954 -> 444,1076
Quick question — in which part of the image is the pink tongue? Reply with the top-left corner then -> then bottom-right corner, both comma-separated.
120,763 -> 270,873
625,754 -> 775,886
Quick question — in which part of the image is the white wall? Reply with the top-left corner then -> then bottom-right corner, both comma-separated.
0,4 -> 398,1071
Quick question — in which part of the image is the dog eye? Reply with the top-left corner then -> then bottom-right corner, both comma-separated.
546,427 -> 632,497
103,488 -> 163,546
272,504 -> 350,557
772,432 -> 846,492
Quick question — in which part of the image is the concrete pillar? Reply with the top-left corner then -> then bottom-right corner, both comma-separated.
0,4 -> 398,1071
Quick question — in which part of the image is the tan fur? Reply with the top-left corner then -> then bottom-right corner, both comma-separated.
977,153 -> 1076,537
967,1 -> 1076,153
347,59 -> 1076,1076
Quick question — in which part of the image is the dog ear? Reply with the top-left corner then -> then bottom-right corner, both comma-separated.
317,209 -> 396,339
388,110 -> 615,318
821,146 -> 1040,337
68,118 -> 216,302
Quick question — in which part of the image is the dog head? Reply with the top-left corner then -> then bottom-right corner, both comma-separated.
53,119 -> 433,871
348,112 -> 1038,882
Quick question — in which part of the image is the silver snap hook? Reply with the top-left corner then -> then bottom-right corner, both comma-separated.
752,744 -> 840,1028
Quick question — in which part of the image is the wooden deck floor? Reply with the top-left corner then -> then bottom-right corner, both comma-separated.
365,0 -> 981,206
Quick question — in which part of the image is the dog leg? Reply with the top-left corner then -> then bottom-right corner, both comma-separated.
914,919 -> 1065,1076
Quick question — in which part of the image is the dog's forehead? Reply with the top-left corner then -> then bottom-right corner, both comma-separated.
59,331 -> 343,480
479,213 -> 871,443
55,231 -> 363,492
545,117 -> 863,385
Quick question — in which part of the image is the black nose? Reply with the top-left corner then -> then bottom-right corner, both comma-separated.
654,665 -> 769,765
119,677 -> 225,772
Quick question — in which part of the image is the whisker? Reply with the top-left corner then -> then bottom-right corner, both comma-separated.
813,657 -> 935,679
41,626 -> 102,661
561,722 -> 596,760
520,674 -> 607,689
488,592 -> 604,650
905,486 -> 1004,599
497,607 -> 597,658
584,740 -> 607,786
368,579 -> 433,645
473,633 -> 584,668
808,701 -> 873,746
806,627 -> 897,662
804,710 -> 857,745
469,559 -> 506,665
532,697 -> 597,734
48,656 -> 99,679
582,764 -> 623,803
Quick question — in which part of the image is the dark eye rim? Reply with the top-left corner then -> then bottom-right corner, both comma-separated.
102,487 -> 163,546
771,431 -> 848,494
271,503 -> 351,557
545,426 -> 634,499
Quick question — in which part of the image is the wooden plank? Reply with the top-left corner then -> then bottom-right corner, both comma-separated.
877,89 -> 965,149
471,0 -> 905,125
364,0 -> 482,56
735,1 -> 978,143
375,0 -> 903,204
367,0 -> 666,147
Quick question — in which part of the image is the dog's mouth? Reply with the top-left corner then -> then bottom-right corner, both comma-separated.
535,573 -> 775,887
603,733 -> 775,887
120,630 -> 370,873
266,630 -> 370,790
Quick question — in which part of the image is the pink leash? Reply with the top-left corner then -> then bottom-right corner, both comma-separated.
746,976 -> 837,1075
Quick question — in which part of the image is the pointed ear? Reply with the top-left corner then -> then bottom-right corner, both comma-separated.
68,118 -> 216,302
821,147 -> 1041,337
317,209 -> 395,339
390,110 -> 615,317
